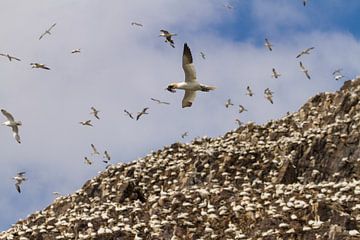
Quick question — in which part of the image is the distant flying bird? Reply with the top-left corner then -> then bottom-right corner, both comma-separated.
90,107 -> 100,119
200,52 -> 206,60
79,120 -> 93,127
39,23 -> 56,40
223,3 -> 234,10
296,47 -> 315,58
71,49 -> 81,54
159,30 -> 177,48
264,38 -> 273,51
264,88 -> 274,104
302,0 -> 308,6
131,22 -> 143,27
136,107 -> 149,120
150,98 -> 170,105
166,43 -> 216,108
0,53 -> 21,62
13,172 -> 26,193
52,192 -> 61,197
84,157 -> 93,165
235,119 -> 243,127
299,61 -> 311,80
332,69 -> 343,75
181,132 -> 188,139
1,109 -> 21,144
124,109 -> 134,119
30,63 -> 50,70
91,144 -> 100,155
225,99 -> 234,108
246,86 -> 254,97
103,151 -> 111,163
272,68 -> 281,78
238,104 -> 248,113
334,74 -> 345,81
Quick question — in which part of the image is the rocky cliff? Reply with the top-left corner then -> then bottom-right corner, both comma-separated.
1,78 -> 360,240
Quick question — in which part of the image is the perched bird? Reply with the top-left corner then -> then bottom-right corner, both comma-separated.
264,38 -> 273,51
150,98 -> 170,105
299,61 -> 311,79
1,109 -> 21,144
159,30 -> 177,48
235,119 -> 243,127
296,47 -> 315,58
264,88 -> 274,104
30,63 -> 50,70
39,23 -> 57,40
0,53 -> 21,62
332,69 -> 343,75
131,22 -> 143,27
71,49 -> 81,54
91,144 -> 100,155
13,172 -> 26,193
90,107 -> 100,119
84,157 -> 93,165
79,120 -> 93,127
200,52 -> 206,60
225,99 -> 234,108
166,43 -> 216,108
246,86 -> 254,97
136,107 -> 149,120
272,68 -> 281,78
124,109 -> 134,119
103,151 -> 111,163
181,132 -> 188,139
238,105 -> 248,113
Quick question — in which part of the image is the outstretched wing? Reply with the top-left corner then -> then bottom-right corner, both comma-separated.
182,90 -> 196,108
182,43 -> 197,83
1,109 -> 15,121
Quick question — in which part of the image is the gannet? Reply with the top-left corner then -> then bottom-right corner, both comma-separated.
200,52 -> 206,60
181,132 -> 188,139
159,30 -> 177,48
238,104 -> 247,113
334,74 -> 345,81
103,151 -> 111,163
296,47 -> 315,58
124,109 -> 134,119
84,157 -> 93,165
79,120 -> 93,127
166,43 -> 216,108
71,49 -> 81,54
264,38 -> 273,51
52,192 -> 61,196
332,69 -> 342,75
13,172 -> 26,193
91,144 -> 100,155
30,63 -> 50,70
39,23 -> 56,40
1,109 -> 21,144
264,88 -> 274,104
299,61 -> 311,79
246,86 -> 254,97
235,119 -> 243,127
225,99 -> 234,108
0,53 -> 21,62
272,68 -> 281,78
136,107 -> 149,120
131,22 -> 143,27
90,107 -> 100,119
150,98 -> 170,105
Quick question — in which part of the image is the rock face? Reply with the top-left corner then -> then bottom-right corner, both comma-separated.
1,78 -> 360,240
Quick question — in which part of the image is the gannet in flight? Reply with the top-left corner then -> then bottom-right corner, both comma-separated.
296,47 -> 315,58
264,88 -> 274,104
91,144 -> 100,155
1,109 -> 21,144
181,132 -> 188,139
272,68 -> 281,78
84,157 -> 93,165
103,151 -> 111,163
150,98 -> 170,105
124,109 -> 134,119
13,172 -> 26,193
166,43 -> 216,108
131,22 -> 143,27
136,107 -> 149,120
334,74 -> 345,81
159,30 -> 177,48
90,107 -> 100,119
246,86 -> 254,97
0,53 -> 21,62
235,119 -> 243,127
332,68 -> 342,75
71,49 -> 81,54
264,38 -> 273,51
30,63 -> 50,70
200,52 -> 206,60
79,120 -> 93,127
299,61 -> 311,79
225,99 -> 234,108
52,192 -> 61,197
238,105 -> 248,113
39,23 -> 56,40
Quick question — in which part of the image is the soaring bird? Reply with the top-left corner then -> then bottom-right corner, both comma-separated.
159,30 -> 177,48
334,74 -> 345,81
79,120 -> 93,127
150,98 -> 170,105
296,47 -> 315,58
1,109 -> 21,143
30,63 -> 50,70
13,172 -> 26,193
181,132 -> 188,139
166,43 -> 216,108
264,88 -> 274,104
223,3 -> 234,10
299,61 -> 311,79
71,49 -> 81,54
84,157 -> 93,165
200,52 -> 206,60
0,53 -> 21,62
91,144 -> 100,155
238,105 -> 248,113
90,107 -> 100,119
124,109 -> 134,119
272,68 -> 281,78
264,38 -> 273,51
136,107 -> 149,120
246,86 -> 254,97
235,119 -> 243,127
39,23 -> 56,40
332,69 -> 343,75
225,99 -> 234,108
103,151 -> 111,163
131,22 -> 143,27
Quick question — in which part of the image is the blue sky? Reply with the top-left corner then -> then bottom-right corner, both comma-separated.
1,0 -> 360,231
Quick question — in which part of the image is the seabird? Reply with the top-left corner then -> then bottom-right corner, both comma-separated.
235,119 -> 243,127
296,47 -> 315,58
334,74 -> 345,81
90,107 -> 100,119
1,109 -> 21,143
264,88 -> 274,104
39,23 -> 56,40
332,69 -> 342,75
91,144 -> 100,155
30,63 -> 50,70
272,68 -> 281,78
150,98 -> 170,105
246,86 -> 254,97
131,22 -> 143,27
264,38 -> 273,51
166,43 -> 216,108
299,61 -> 311,79
136,107 -> 149,120
103,151 -> 111,163
159,30 -> 177,48
124,110 -> 134,119
0,53 -> 21,62
79,120 -> 93,127
225,99 -> 234,108
52,192 -> 61,196
84,157 -> 93,165
13,172 -> 26,193
181,132 -> 188,139
71,49 -> 81,54
238,105 -> 248,113
200,52 -> 206,60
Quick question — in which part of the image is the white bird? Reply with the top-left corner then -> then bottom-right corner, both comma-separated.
13,172 -> 26,193
79,120 -> 93,127
71,49 -> 81,54
238,105 -> 247,113
225,99 -> 234,108
272,68 -> 281,78
1,109 -> 21,143
264,38 -> 273,51
90,107 -> 100,119
84,157 -> 93,165
296,47 -> 315,58
181,132 -> 188,139
131,22 -> 143,27
39,23 -> 56,40
264,88 -> 274,104
30,63 -> 50,70
124,109 -> 134,119
299,61 -> 311,79
200,52 -> 206,60
52,192 -> 61,197
159,30 -> 177,48
150,98 -> 170,105
166,43 -> 216,108
334,74 -> 345,81
0,53 -> 21,62
136,107 -> 149,120
246,86 -> 254,97
91,144 -> 100,155
235,119 -> 243,127
103,151 -> 111,163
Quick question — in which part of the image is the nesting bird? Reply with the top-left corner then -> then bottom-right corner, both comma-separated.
13,172 -> 26,193
131,22 -> 143,27
166,43 -> 216,108
90,107 -> 100,120
79,120 -> 93,127
39,23 -> 56,40
264,38 -> 273,51
299,61 -> 311,79
136,108 -> 149,120
0,53 -> 21,62
91,144 -> 100,155
30,63 -> 50,70
1,109 -> 22,144
296,47 -> 315,58
159,30 -> 177,48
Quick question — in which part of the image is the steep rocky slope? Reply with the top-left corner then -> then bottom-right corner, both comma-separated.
1,78 -> 360,240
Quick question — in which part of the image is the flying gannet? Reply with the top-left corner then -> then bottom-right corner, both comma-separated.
1,109 -> 21,144
296,47 -> 315,58
131,22 -> 143,27
299,61 -> 311,79
200,52 -> 206,60
238,105 -> 248,113
13,172 -> 26,193
90,107 -> 100,120
136,107 -> 149,120
84,157 -> 93,165
166,43 -> 216,108
223,3 -> 234,10
39,23 -> 56,40
225,99 -> 234,108
181,132 -> 188,139
124,109 -> 134,119
264,38 -> 273,51
79,120 -> 93,127
159,30 -> 177,48
264,88 -> 274,104
235,119 -> 243,127
246,86 -> 254,97
91,144 -> 100,155
71,49 -> 81,54
103,151 -> 111,163
150,98 -> 170,105
30,63 -> 50,70
0,53 -> 21,62
272,68 -> 281,78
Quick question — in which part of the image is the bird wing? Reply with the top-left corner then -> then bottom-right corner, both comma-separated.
182,43 -> 197,83
18,171 -> 26,176
48,23 -> 57,31
15,183 -> 21,193
13,130 -> 21,144
12,56 -> 21,61
306,47 -> 315,52
1,109 -> 15,121
305,71 -> 311,79
160,29 -> 169,35
299,61 -> 305,70
182,90 -> 196,108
